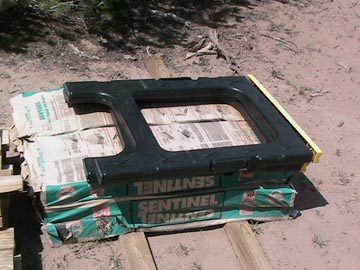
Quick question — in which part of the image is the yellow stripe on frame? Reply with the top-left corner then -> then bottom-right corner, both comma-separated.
247,74 -> 323,163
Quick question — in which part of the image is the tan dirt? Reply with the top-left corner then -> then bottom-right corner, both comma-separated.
1,0 -> 359,269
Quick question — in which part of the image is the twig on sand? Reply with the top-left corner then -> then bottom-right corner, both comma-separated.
261,33 -> 300,54
208,29 -> 242,74
68,43 -> 100,60
309,91 -> 330,97
185,42 -> 217,59
307,90 -> 330,102
230,33 -> 243,38
335,62 -> 352,73
349,1 -> 358,8
225,33 -> 243,40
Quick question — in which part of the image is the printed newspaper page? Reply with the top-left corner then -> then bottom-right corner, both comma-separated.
23,127 -> 123,191
142,104 -> 261,151
11,89 -> 114,137
149,121 -> 260,151
141,104 -> 245,124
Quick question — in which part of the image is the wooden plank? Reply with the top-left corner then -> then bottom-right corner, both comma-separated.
0,228 -> 15,270
0,175 -> 23,193
0,228 -> 14,250
0,195 -> 10,229
145,56 -> 173,79
0,133 -> 2,170
120,232 -> 157,270
1,129 -> 10,147
224,222 -> 272,270
1,129 -> 10,171
0,165 -> 14,177
0,200 -> 2,229
0,249 -> 14,270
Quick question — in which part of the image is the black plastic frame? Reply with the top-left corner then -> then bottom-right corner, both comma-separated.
64,76 -> 313,184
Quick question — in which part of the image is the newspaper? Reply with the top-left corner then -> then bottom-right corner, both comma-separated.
23,127 -> 123,191
10,89 -> 114,137
142,104 -> 260,151
141,104 -> 245,125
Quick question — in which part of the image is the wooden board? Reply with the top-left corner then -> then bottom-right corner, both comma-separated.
0,129 -> 22,231
1,129 -> 10,171
0,249 -> 13,270
1,129 -> 10,147
0,132 -> 2,170
224,222 -> 272,270
144,56 -> 173,79
1,128 -> 13,180
0,228 -> 14,270
120,232 -> 157,270
0,165 -> 14,177
0,195 -> 10,229
0,227 -> 14,250
0,175 -> 23,193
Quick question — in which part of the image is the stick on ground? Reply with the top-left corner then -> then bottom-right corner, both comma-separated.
208,29 -> 242,74
261,33 -> 300,54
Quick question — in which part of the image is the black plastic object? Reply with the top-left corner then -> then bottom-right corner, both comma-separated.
64,76 -> 313,185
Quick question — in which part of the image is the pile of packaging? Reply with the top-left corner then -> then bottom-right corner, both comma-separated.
11,88 -> 298,245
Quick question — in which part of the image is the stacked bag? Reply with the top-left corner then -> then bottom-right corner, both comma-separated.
11,88 -> 298,245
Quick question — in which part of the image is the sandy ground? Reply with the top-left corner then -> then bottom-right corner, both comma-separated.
1,0 -> 359,269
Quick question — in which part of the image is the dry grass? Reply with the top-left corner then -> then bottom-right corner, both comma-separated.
312,234 -> 329,248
